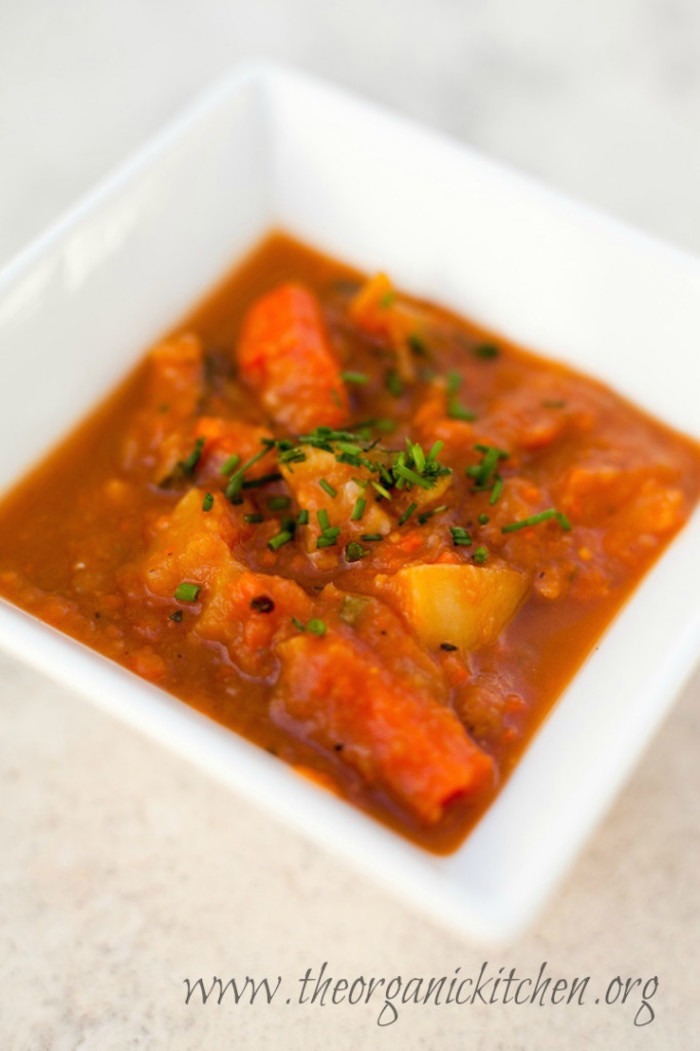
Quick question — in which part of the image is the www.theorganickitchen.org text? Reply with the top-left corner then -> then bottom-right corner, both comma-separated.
182,960 -> 657,1027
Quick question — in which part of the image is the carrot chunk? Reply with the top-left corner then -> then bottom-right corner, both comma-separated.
273,633 -> 495,823
237,283 -> 349,432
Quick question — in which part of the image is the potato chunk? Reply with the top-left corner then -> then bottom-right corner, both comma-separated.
281,448 -> 391,549
379,562 -> 528,653
139,489 -> 246,598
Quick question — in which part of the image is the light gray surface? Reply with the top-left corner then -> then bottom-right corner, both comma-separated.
1,2 -> 699,1048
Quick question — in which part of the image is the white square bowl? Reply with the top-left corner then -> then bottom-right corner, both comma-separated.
1,62 -> 699,943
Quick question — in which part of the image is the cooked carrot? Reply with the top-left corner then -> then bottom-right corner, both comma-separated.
273,632 -> 495,824
237,283 -> 349,432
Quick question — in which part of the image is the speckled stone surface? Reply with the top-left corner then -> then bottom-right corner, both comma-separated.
1,3 -> 699,1048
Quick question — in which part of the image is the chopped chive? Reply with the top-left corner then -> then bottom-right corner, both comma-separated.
407,438 -> 426,473
267,530 -> 293,551
201,492 -> 214,512
345,541 -> 369,562
360,533 -> 384,542
320,526 -> 340,540
267,495 -> 291,511
244,512 -> 265,524
169,610 -> 183,623
398,502 -> 418,526
393,463 -> 432,489
351,497 -> 367,521
297,509 -> 309,526
174,582 -> 200,602
316,535 -> 338,549
291,616 -> 306,631
224,446 -> 272,500
220,452 -> 241,476
447,398 -> 477,422
242,472 -> 283,489
447,371 -> 462,394
386,368 -> 404,397
450,526 -> 472,547
341,370 -> 369,385
371,480 -> 393,501
473,343 -> 500,359
319,478 -> 337,498
336,441 -> 363,455
180,437 -> 206,477
473,546 -> 489,564
225,475 -> 243,500
379,290 -> 396,309
316,508 -> 331,532
279,447 -> 307,464
426,440 -> 444,463
501,509 -> 572,533
407,333 -> 428,357
489,476 -> 504,505
478,513 -> 490,525
417,504 -> 448,524
468,445 -> 509,491
474,443 -> 510,457
306,619 -> 327,636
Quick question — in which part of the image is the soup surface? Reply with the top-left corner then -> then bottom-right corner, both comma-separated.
1,232 -> 698,852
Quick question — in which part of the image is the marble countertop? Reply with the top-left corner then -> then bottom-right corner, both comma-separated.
1,2 -> 698,1048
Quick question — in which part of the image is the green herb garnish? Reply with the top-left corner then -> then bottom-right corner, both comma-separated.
386,368 -> 404,398
267,495 -> 291,511
267,530 -> 294,551
407,333 -> 428,358
473,343 -> 500,359
174,582 -> 200,602
345,542 -> 370,562
341,371 -> 369,385
316,535 -> 338,549
225,446 -> 272,500
306,619 -> 327,636
180,437 -> 206,477
398,502 -> 418,526
501,509 -> 572,533
351,497 -> 366,522
417,504 -> 448,524
220,452 -> 241,476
